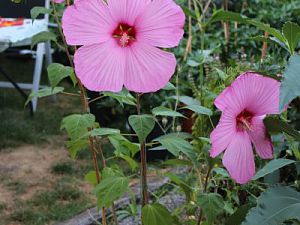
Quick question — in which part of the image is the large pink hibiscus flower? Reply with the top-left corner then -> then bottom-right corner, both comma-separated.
62,0 -> 185,93
210,72 -> 280,184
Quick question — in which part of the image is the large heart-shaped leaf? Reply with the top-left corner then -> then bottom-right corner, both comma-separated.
30,6 -> 52,21
61,114 -> 95,140
47,63 -> 74,88
94,176 -> 129,208
196,193 -> 225,225
242,186 -> 300,225
142,203 -> 173,225
280,54 -> 300,111
128,115 -> 155,143
157,135 -> 196,161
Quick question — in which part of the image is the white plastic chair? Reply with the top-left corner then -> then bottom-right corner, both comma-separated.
0,0 -> 53,112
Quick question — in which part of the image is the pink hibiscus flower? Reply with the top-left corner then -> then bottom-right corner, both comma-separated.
62,0 -> 185,93
210,72 -> 280,184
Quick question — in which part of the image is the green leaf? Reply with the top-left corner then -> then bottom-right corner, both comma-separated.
242,186 -> 300,225
170,95 -> 200,106
187,59 -> 200,67
196,193 -> 225,225
225,204 -> 254,225
212,168 -> 230,178
103,89 -> 136,106
158,136 -> 196,161
61,114 -> 95,140
30,6 -> 52,20
25,87 -> 64,105
152,106 -> 185,118
47,63 -> 74,88
128,115 -> 155,143
154,132 -> 192,141
109,134 -> 140,157
215,68 -> 227,80
264,117 -> 300,141
94,176 -> 129,208
252,159 -> 295,180
280,54 -> 300,111
89,128 -> 120,137
101,167 -> 124,180
117,154 -> 138,171
31,31 -> 57,48
250,36 -> 271,43
165,172 -> 193,201
85,171 -> 98,187
249,36 -> 289,52
181,6 -> 197,19
163,82 -> 176,90
69,72 -> 78,86
66,138 -> 88,159
181,105 -> 212,116
282,22 -> 300,54
208,10 -> 286,44
142,203 -> 173,225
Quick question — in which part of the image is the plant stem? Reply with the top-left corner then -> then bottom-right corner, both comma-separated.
136,94 -> 149,206
61,91 -> 81,97
196,167 -> 212,225
184,0 -> 192,61
53,1 -> 107,224
88,95 -> 106,104
88,135 -> 107,225
96,139 -> 118,225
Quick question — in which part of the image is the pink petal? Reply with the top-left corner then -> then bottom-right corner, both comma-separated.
222,131 -> 255,184
62,0 -> 115,46
249,117 -> 273,159
214,86 -> 244,115
135,0 -> 185,48
74,40 -> 125,92
107,0 -> 150,25
210,110 -> 237,157
215,72 -> 280,116
124,42 -> 176,93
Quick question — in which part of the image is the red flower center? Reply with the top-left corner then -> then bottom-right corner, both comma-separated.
113,23 -> 136,47
236,110 -> 254,131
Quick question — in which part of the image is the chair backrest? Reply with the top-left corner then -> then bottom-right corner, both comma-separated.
0,0 -> 48,19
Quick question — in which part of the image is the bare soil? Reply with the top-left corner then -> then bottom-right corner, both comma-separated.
0,142 -> 94,223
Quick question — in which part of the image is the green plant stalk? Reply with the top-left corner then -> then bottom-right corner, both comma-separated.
193,0 -> 206,136
172,69 -> 180,131
196,167 -> 211,225
136,94 -> 149,207
96,139 -> 119,225
52,1 -> 110,224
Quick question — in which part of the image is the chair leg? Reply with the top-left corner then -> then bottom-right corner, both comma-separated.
45,41 -> 53,66
31,43 -> 45,112
45,41 -> 57,102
